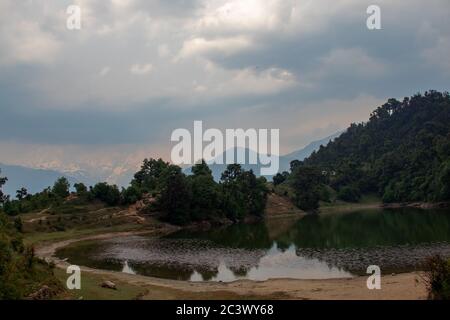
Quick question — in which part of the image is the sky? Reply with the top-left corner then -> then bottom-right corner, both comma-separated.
0,0 -> 449,181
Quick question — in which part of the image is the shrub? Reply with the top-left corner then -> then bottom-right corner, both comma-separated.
337,185 -> 361,202
422,255 -> 450,300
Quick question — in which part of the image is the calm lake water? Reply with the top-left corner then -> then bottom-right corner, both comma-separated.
56,208 -> 450,282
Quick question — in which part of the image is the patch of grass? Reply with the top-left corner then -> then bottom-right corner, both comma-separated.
23,223 -> 149,246
273,184 -> 295,198
21,259 -> 65,299
318,195 -> 382,213
53,268 -> 145,300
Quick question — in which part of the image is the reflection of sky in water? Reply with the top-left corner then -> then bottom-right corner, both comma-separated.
189,243 -> 352,282
122,260 -> 136,275
95,236 -> 450,282
100,237 -> 353,282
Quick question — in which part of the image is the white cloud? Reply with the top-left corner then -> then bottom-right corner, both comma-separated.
195,0 -> 294,34
0,0 -> 448,112
0,20 -> 61,65
312,47 -> 388,80
130,63 -> 153,75
2,0 -> 450,176
186,63 -> 297,98
221,67 -> 297,95
177,36 -> 252,60
99,66 -> 111,77
157,44 -> 170,57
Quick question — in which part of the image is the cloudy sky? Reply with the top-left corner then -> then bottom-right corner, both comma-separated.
0,0 -> 449,178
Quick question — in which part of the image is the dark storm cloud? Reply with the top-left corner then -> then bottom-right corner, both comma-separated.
0,0 -> 449,151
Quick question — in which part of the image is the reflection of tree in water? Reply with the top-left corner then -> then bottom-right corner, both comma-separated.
167,222 -> 273,250
127,262 -> 196,281
294,243 -> 450,275
196,269 -> 219,281
126,256 -> 260,281
276,208 -> 450,249
97,236 -> 268,280
230,265 -> 252,277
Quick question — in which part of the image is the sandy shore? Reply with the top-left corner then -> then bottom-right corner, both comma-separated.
35,231 -> 428,300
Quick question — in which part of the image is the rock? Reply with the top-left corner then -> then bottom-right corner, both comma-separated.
101,281 -> 117,290
28,285 -> 53,300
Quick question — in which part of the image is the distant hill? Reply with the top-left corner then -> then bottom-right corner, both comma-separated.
302,91 -> 450,203
0,133 -> 342,195
0,163 -> 79,197
279,132 -> 342,172
183,132 -> 342,180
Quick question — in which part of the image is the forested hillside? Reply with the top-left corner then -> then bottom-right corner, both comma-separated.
301,91 -> 450,203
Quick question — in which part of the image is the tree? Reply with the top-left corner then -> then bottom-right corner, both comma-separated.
132,158 -> 170,192
290,160 -> 301,172
221,164 -> 243,183
337,185 -> 361,202
121,185 -> 142,205
191,159 -> 212,176
290,165 -> 324,212
238,170 -> 268,217
189,160 -> 219,220
220,164 -> 268,221
74,183 -> 87,195
220,164 -> 246,221
52,177 -> 70,198
16,188 -> 28,201
92,182 -> 121,206
158,166 -> 192,225
273,171 -> 289,186
0,169 -> 7,204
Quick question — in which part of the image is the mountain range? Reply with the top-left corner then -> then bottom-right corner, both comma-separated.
184,132 -> 342,180
1,132 -> 342,197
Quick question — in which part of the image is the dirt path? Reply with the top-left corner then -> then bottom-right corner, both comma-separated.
36,231 -> 428,300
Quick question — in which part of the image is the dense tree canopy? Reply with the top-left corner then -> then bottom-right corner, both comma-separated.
300,91 -> 450,203
137,159 -> 268,225
2,159 -> 268,225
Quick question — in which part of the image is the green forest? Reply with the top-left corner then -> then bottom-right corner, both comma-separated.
0,160 -> 268,226
274,91 -> 450,211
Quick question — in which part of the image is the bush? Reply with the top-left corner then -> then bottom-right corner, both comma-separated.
423,255 -> 450,300
337,185 -> 361,202
92,183 -> 121,206
0,213 -> 63,299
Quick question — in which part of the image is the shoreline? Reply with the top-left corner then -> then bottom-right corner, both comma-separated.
35,229 -> 428,300
319,201 -> 450,214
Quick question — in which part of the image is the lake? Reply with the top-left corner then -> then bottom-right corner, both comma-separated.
56,208 -> 450,282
